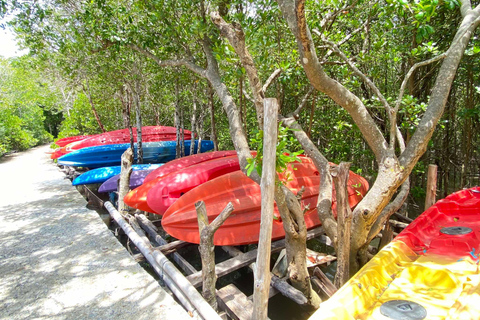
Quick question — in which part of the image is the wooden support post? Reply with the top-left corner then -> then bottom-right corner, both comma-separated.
331,162 -> 352,288
196,201 -> 235,310
118,148 -> 133,215
425,164 -> 438,210
253,98 -> 279,320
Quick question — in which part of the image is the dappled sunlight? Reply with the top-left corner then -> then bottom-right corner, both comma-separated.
0,145 -> 191,320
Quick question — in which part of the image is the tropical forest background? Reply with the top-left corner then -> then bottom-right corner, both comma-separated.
1,0 -> 479,216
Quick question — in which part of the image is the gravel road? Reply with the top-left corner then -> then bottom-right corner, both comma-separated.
0,145 -> 191,320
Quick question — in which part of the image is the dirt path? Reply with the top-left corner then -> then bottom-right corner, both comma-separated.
0,145 -> 191,320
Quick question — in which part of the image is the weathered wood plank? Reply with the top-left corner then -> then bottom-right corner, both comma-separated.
217,284 -> 267,320
188,226 -> 325,287
312,267 -> 337,298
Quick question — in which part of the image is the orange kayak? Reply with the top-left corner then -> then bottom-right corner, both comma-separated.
125,151 -> 239,212
161,158 -> 369,246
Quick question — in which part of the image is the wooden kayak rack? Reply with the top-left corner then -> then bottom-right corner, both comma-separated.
104,200 -> 332,320
62,166 -> 410,320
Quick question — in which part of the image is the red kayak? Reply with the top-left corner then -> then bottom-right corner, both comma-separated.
51,126 -> 190,159
162,158 -> 369,246
125,151 -> 239,213
146,156 -> 242,214
55,135 -> 94,147
143,150 -> 238,184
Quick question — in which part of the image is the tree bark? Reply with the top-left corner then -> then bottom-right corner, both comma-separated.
253,98 -> 278,320
118,148 -> 133,216
208,84 -> 219,151
331,162 -> 352,288
196,201 -> 234,310
133,76 -> 143,164
81,80 -> 106,133
425,164 -> 438,210
175,77 -> 182,158
190,81 -> 198,156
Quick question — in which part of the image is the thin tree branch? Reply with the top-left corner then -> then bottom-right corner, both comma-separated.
129,44 -> 206,77
292,86 -> 314,118
242,88 -> 254,104
395,53 -> 448,113
319,35 -> 393,116
211,11 -> 265,128
262,68 -> 282,93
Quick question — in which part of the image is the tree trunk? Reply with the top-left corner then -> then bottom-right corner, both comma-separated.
190,81 -> 198,156
133,77 -> 143,164
175,77 -> 182,158
82,80 -> 106,133
253,98 -> 279,320
208,84 -> 219,151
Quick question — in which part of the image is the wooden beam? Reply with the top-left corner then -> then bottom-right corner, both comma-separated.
217,284 -> 269,320
188,226 -> 325,287
312,267 -> 337,298
136,214 -> 197,275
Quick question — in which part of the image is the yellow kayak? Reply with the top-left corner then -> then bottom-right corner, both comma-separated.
310,187 -> 480,320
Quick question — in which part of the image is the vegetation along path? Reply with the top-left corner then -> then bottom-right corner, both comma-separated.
0,145 -> 191,320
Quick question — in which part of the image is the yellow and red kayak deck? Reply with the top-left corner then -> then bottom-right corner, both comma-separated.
311,187 -> 480,320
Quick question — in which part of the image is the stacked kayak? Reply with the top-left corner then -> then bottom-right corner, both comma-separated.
51,126 -> 191,159
160,157 -> 369,246
58,140 -> 214,168
123,150 -> 239,212
311,187 -> 480,320
73,164 -> 163,186
55,134 -> 94,147
98,169 -> 157,193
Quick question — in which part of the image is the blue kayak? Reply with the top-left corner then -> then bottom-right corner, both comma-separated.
72,164 -> 163,186
58,140 -> 214,168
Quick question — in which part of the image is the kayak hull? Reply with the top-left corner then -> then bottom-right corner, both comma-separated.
143,150 -> 238,184
58,140 -> 214,168
98,169 -> 156,193
55,135 -> 94,147
73,164 -> 163,186
146,156 -> 241,215
161,158 -> 369,246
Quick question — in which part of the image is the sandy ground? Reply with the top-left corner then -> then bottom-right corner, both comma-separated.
0,145 -> 191,320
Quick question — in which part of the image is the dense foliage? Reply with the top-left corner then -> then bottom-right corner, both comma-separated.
1,0 -> 478,210
0,56 -> 62,156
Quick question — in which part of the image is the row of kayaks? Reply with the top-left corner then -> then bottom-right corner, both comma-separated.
310,187 -> 480,320
53,128 -> 370,246
55,129 -> 480,318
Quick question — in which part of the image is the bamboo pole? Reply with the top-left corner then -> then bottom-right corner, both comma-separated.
104,202 -> 222,320
425,164 -> 438,210
196,201 -> 234,310
253,98 -> 279,320
332,162 -> 352,288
